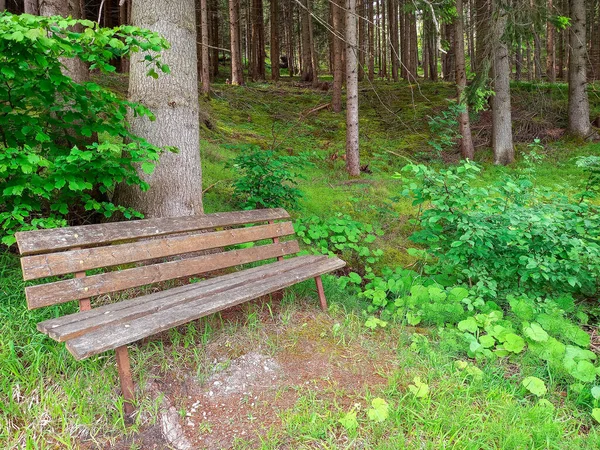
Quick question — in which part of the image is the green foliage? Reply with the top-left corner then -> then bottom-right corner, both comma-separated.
367,398 -> 390,422
398,160 -> 600,299
0,13 -> 170,245
229,146 -> 309,210
295,214 -> 384,273
522,377 -> 547,397
426,102 -> 464,157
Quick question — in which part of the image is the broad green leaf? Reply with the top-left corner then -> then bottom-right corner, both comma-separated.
408,377 -> 429,398
458,317 -> 478,333
339,410 -> 358,431
367,398 -> 389,422
593,408 -> 600,424
523,322 -> 549,342
503,334 -> 526,353
522,376 -> 547,397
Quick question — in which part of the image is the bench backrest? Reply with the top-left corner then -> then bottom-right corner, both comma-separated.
15,208 -> 298,310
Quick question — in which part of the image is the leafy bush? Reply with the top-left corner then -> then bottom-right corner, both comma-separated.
294,213 -> 384,274
230,146 -> 309,210
398,160 -> 600,299
426,102 -> 464,157
0,13 -> 170,245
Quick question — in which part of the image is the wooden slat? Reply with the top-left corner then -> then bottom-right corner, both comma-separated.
21,222 -> 295,281
38,256 -> 327,342
65,257 -> 346,360
15,209 -> 290,256
25,240 -> 300,309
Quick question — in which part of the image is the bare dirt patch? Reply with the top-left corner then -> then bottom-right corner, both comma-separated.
166,311 -> 395,448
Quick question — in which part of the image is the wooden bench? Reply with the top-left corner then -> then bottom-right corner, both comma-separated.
15,208 -> 345,415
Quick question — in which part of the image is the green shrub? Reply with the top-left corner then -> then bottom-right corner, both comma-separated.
229,146 -> 309,210
398,160 -> 600,299
0,13 -> 170,245
294,213 -> 384,274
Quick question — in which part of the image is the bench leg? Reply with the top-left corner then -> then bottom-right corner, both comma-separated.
315,276 -> 327,311
115,346 -> 135,417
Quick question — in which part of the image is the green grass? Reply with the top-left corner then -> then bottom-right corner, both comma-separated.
3,77 -> 600,448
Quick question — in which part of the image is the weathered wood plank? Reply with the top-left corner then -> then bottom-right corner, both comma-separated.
38,255 -> 326,342
25,241 -> 300,309
66,257 -> 346,360
15,209 -> 290,256
21,222 -> 295,281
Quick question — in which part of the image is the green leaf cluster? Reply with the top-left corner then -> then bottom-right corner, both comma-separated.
0,13 -> 170,245
229,146 -> 309,210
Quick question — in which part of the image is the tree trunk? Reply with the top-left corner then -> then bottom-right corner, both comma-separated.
387,0 -> 398,81
24,0 -> 40,14
40,0 -> 88,83
380,0 -> 387,78
368,0 -> 375,81
491,0 -> 514,165
210,0 -> 219,77
547,0 -> 556,81
200,0 -> 211,95
307,0 -> 319,87
300,0 -> 314,81
230,0 -> 244,84
515,36 -> 522,81
332,0 -> 344,112
251,0 -> 266,80
116,0 -> 203,218
346,0 -> 360,177
475,0 -> 489,70
444,22 -> 456,81
358,0 -> 365,81
0,0 -> 5,10
455,0 -> 475,159
589,0 -> 600,80
533,29 -> 542,79
568,0 -> 592,137
270,0 -> 280,80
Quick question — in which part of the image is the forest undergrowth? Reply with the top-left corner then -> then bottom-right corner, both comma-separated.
3,77 -> 600,448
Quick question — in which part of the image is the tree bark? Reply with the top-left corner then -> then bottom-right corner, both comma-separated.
332,0 -> 344,112
491,0 -> 514,165
546,0 -> 556,81
567,0 -> 592,137
300,0 -> 314,81
307,0 -> 319,87
251,0 -> 266,80
388,0 -> 398,81
229,0 -> 244,84
444,22 -> 456,81
456,0 -> 475,159
368,0 -> 375,81
475,0 -> 490,71
200,0 -> 211,95
270,0 -> 280,80
40,0 -> 88,83
24,0 -> 40,14
358,0 -> 365,81
346,0 -> 360,177
116,0 -> 203,217
0,0 -> 5,11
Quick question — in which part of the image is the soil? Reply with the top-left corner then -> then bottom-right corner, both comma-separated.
109,302 -> 397,450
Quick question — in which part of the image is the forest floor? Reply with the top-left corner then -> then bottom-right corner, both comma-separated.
3,77 -> 600,449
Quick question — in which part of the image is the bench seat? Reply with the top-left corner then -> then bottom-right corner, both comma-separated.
15,208 -> 346,416
38,254 -> 344,360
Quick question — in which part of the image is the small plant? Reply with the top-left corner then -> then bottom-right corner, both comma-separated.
426,101 -> 464,158
295,214 -> 384,274
229,146 -> 309,210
